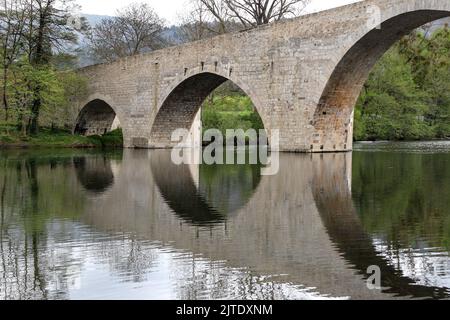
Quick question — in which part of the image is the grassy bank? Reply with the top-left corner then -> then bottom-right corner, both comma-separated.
0,127 -> 123,149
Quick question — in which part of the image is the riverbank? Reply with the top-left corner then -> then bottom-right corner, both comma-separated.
0,127 -> 123,149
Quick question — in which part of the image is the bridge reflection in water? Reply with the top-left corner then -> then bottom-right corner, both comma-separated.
75,150 -> 450,300
1,149 -> 450,299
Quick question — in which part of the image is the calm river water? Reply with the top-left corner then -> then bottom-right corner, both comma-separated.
1,141 -> 450,300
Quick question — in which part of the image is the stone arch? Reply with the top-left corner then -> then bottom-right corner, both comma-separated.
313,7 -> 450,152
74,98 -> 121,137
150,71 -> 267,148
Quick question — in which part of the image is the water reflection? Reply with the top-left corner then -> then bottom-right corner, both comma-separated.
73,157 -> 115,193
352,148 -> 450,292
1,146 -> 450,300
313,154 -> 449,299
150,150 -> 261,225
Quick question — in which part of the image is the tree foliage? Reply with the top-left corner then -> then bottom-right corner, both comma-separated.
0,0 -> 86,134
355,27 -> 450,141
202,91 -> 264,137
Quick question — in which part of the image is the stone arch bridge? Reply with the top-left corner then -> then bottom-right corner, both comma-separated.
73,0 -> 450,152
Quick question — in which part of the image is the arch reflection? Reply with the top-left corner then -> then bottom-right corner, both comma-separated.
73,155 -> 116,193
311,153 -> 450,299
149,150 -> 262,226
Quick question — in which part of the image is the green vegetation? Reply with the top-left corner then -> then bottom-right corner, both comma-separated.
355,27 -> 450,141
1,0 -> 90,146
0,127 -> 123,149
93,129 -> 124,148
201,88 -> 264,138
0,61 -> 87,133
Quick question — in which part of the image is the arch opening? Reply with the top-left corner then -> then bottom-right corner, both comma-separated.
314,10 -> 450,152
150,72 -> 265,148
74,99 -> 121,137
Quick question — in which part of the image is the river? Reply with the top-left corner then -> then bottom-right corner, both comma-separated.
1,141 -> 450,300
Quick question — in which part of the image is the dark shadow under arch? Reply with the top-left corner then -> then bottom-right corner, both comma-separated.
75,99 -> 119,136
313,10 -> 450,150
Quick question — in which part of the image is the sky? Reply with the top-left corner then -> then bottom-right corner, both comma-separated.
75,0 -> 362,24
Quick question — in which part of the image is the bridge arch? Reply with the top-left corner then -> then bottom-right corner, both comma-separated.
74,98 -> 122,137
313,5 -> 450,152
150,71 -> 267,148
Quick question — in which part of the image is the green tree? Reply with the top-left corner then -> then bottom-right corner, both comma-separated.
422,29 -> 450,137
355,26 -> 450,141
356,48 -> 430,140
1,0 -> 87,136
25,0 -> 85,134
3,57 -> 86,134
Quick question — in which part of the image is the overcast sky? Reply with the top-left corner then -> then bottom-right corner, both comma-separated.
75,0 -> 362,24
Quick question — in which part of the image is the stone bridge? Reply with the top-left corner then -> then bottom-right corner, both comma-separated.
74,0 -> 450,152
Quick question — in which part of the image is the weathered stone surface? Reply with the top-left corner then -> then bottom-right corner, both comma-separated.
73,0 -> 450,152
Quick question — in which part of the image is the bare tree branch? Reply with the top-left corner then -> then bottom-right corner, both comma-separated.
88,3 -> 166,63
223,0 -> 310,28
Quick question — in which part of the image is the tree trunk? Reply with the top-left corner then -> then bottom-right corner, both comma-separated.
2,67 -> 9,123
29,95 -> 41,135
28,12 -> 47,136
